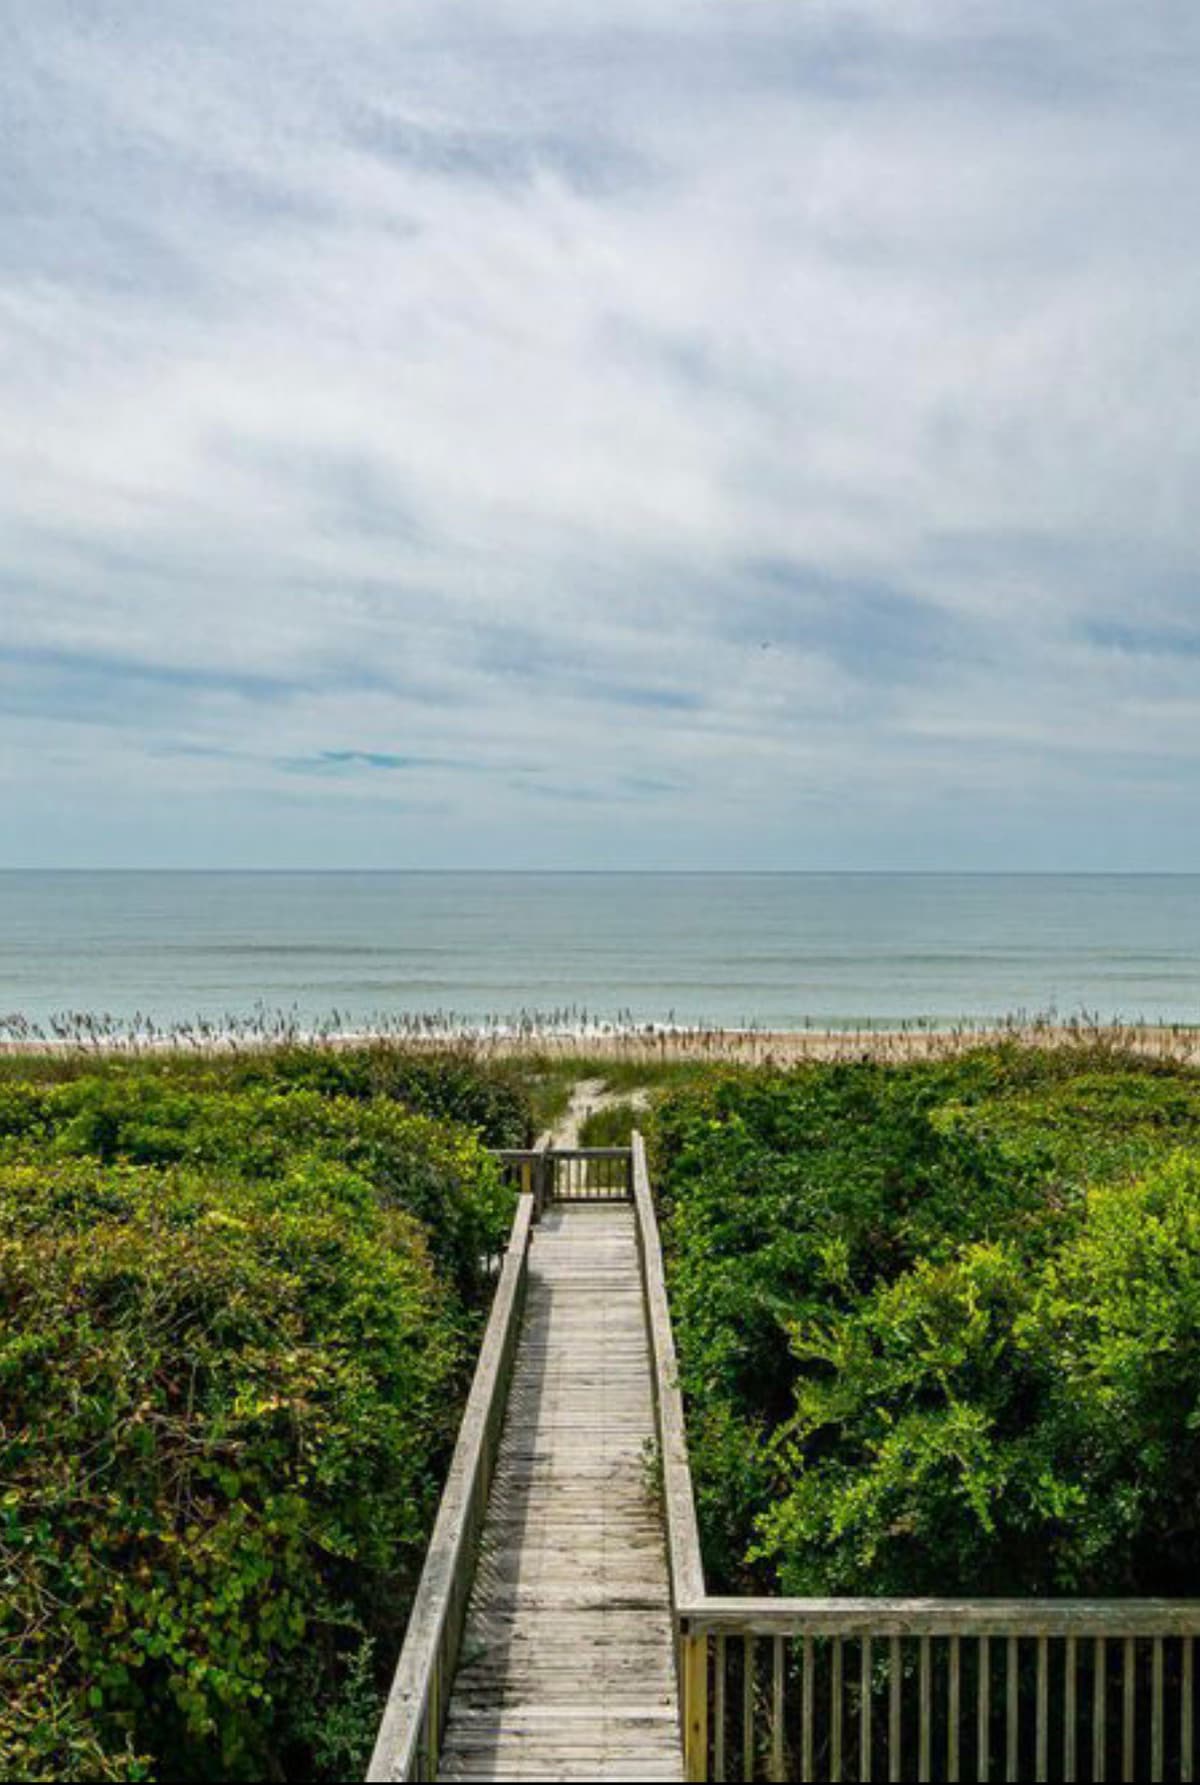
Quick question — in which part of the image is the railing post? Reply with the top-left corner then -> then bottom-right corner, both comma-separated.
684,1627 -> 709,1782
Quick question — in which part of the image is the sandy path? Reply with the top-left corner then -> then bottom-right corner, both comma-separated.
545,1077 -> 651,1148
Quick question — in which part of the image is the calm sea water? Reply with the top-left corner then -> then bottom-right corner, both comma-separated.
1,872 -> 1198,1033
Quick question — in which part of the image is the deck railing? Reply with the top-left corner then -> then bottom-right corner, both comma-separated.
629,1132 -> 1200,1783
366,1193 -> 535,1783
494,1143 -> 633,1209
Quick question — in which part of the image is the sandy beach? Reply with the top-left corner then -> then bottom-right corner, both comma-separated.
3,1018 -> 1199,1067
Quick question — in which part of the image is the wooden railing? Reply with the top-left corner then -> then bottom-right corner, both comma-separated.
494,1144 -> 632,1210
629,1132 -> 1200,1783
682,1605 -> 1200,1782
547,1144 -> 632,1201
366,1193 -> 535,1783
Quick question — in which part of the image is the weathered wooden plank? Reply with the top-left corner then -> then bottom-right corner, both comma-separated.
436,1199 -> 682,1783
686,1598 -> 1200,1639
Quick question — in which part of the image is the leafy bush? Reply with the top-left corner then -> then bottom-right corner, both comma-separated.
578,1099 -> 643,1148
652,1046 -> 1200,1598
0,1042 -> 532,1148
0,1156 -> 463,1780
219,1043 -> 532,1147
0,1046 -> 522,1780
0,1079 -> 512,1298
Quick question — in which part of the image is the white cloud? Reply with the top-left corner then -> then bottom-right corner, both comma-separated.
1,1 -> 1199,866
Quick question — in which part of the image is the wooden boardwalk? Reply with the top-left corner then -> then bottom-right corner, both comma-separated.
437,1202 -> 683,1783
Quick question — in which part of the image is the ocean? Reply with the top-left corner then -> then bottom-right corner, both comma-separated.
1,871 -> 1198,1035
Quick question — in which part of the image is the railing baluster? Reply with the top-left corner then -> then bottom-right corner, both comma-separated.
1152,1636 -> 1164,1783
772,1636 -> 785,1783
744,1634 -> 755,1783
1064,1633 -> 1076,1783
1094,1635 -> 1106,1784
685,1632 -> 709,1784
1036,1635 -> 1048,1781
1007,1635 -> 1019,1783
889,1636 -> 902,1784
1124,1636 -> 1136,1784
1184,1636 -> 1195,1785
862,1634 -> 873,1784
715,1633 -> 726,1784
919,1636 -> 931,1783
832,1635 -> 844,1782
979,1634 -> 990,1785
948,1633 -> 960,1783
802,1635 -> 814,1784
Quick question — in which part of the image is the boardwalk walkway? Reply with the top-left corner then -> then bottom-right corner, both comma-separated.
437,1202 -> 682,1783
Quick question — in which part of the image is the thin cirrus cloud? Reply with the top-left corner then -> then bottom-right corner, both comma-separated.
1,1 -> 1199,867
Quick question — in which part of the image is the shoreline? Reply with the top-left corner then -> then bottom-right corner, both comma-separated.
2,1017 -> 1199,1066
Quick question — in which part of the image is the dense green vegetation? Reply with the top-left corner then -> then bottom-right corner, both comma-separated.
0,1041 -> 532,1152
0,1047 -> 528,1782
578,1098 -> 645,1148
652,1045 -> 1200,1600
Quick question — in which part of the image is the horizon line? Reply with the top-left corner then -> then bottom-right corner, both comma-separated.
3,867 -> 1200,879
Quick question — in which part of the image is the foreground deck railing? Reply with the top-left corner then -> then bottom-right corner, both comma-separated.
629,1133 -> 1200,1783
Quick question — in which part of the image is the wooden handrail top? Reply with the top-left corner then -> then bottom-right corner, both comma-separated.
366,1193 -> 535,1784
631,1130 -> 706,1614
494,1145 -> 632,1160
682,1595 -> 1200,1638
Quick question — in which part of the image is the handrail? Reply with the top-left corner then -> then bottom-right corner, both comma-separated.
366,1193 -> 535,1783
631,1131 -> 706,1615
685,1596 -> 1200,1637
494,1146 -> 631,1160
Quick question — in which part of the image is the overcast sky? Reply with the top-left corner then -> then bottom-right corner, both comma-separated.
3,1 -> 1199,869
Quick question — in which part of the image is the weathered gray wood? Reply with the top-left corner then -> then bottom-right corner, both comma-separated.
744,1634 -> 756,1783
1063,1633 -> 1076,1784
1184,1636 -> 1194,1785
435,1203 -> 682,1783
889,1635 -> 901,1785
630,1132 -> 706,1616
368,1196 -> 535,1783
948,1634 -> 960,1782
919,1636 -> 931,1783
686,1598 -> 1200,1639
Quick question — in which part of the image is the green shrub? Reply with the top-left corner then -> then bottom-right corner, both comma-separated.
0,1079 -> 512,1298
0,1045 -> 524,1780
221,1044 -> 532,1147
652,1047 -> 1200,1598
0,1044 -> 532,1149
578,1100 -> 643,1148
0,1157 -> 463,1781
